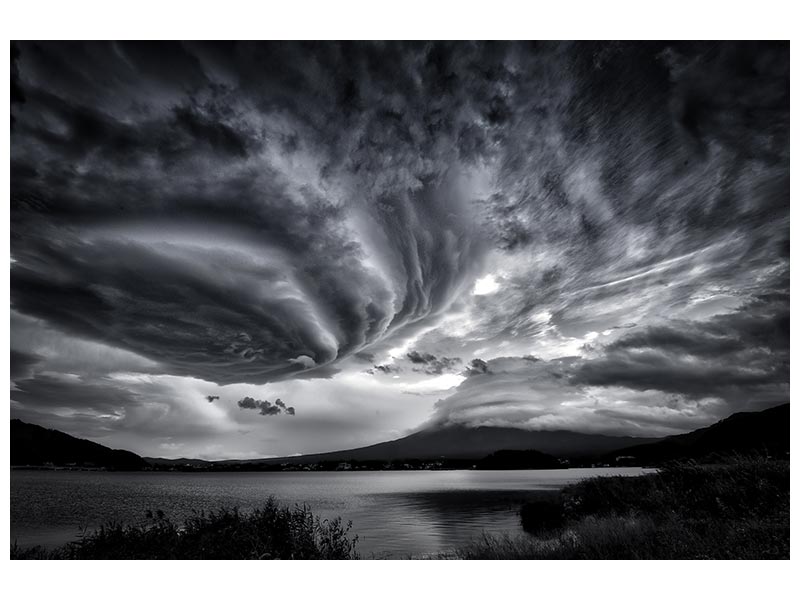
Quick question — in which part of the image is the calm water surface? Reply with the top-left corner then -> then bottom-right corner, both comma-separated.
11,468 -> 650,558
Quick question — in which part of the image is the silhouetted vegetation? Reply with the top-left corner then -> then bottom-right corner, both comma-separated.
453,457 -> 789,559
11,498 -> 358,559
519,496 -> 564,534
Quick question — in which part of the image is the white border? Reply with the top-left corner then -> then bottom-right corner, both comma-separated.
2,1 -> 797,598
1,0 -> 797,40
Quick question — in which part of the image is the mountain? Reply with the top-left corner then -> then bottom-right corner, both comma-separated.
606,403 -> 789,463
14,404 -> 788,470
11,419 -> 148,470
210,404 -> 787,467
208,426 -> 661,466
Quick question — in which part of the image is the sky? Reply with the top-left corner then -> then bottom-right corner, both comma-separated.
9,41 -> 789,460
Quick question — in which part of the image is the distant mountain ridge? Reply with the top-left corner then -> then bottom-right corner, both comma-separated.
11,419 -> 148,470
11,403 -> 789,469
605,403 -> 789,462
193,403 -> 788,466
236,426 -> 661,465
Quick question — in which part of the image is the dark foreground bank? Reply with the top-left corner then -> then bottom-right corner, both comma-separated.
11,458 -> 788,559
453,457 -> 789,559
12,499 -> 360,560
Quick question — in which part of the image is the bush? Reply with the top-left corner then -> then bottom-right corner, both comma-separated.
12,497 -> 359,560
561,457 -> 789,522
520,499 -> 564,535
456,458 -> 789,560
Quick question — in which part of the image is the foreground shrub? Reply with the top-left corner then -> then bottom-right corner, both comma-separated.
12,497 -> 359,560
454,513 -> 788,560
519,498 -> 564,535
561,457 -> 789,522
463,457 -> 789,560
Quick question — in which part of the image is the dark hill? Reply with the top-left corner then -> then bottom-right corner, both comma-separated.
11,419 -> 148,470
607,403 -> 789,463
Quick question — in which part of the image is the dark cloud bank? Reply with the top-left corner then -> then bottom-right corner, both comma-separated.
10,42 -> 788,441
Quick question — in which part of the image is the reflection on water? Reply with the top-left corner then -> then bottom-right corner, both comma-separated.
358,489 -> 549,558
11,468 -> 650,558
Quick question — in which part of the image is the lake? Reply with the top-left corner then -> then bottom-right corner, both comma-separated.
11,468 -> 650,558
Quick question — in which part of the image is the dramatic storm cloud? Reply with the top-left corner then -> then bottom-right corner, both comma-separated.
10,42 -> 788,458
10,41 -> 493,384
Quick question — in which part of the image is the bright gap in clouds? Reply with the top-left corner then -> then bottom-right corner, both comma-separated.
472,274 -> 500,295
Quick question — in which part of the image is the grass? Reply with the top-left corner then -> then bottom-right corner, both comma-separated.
11,497 -> 359,560
452,457 -> 789,559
